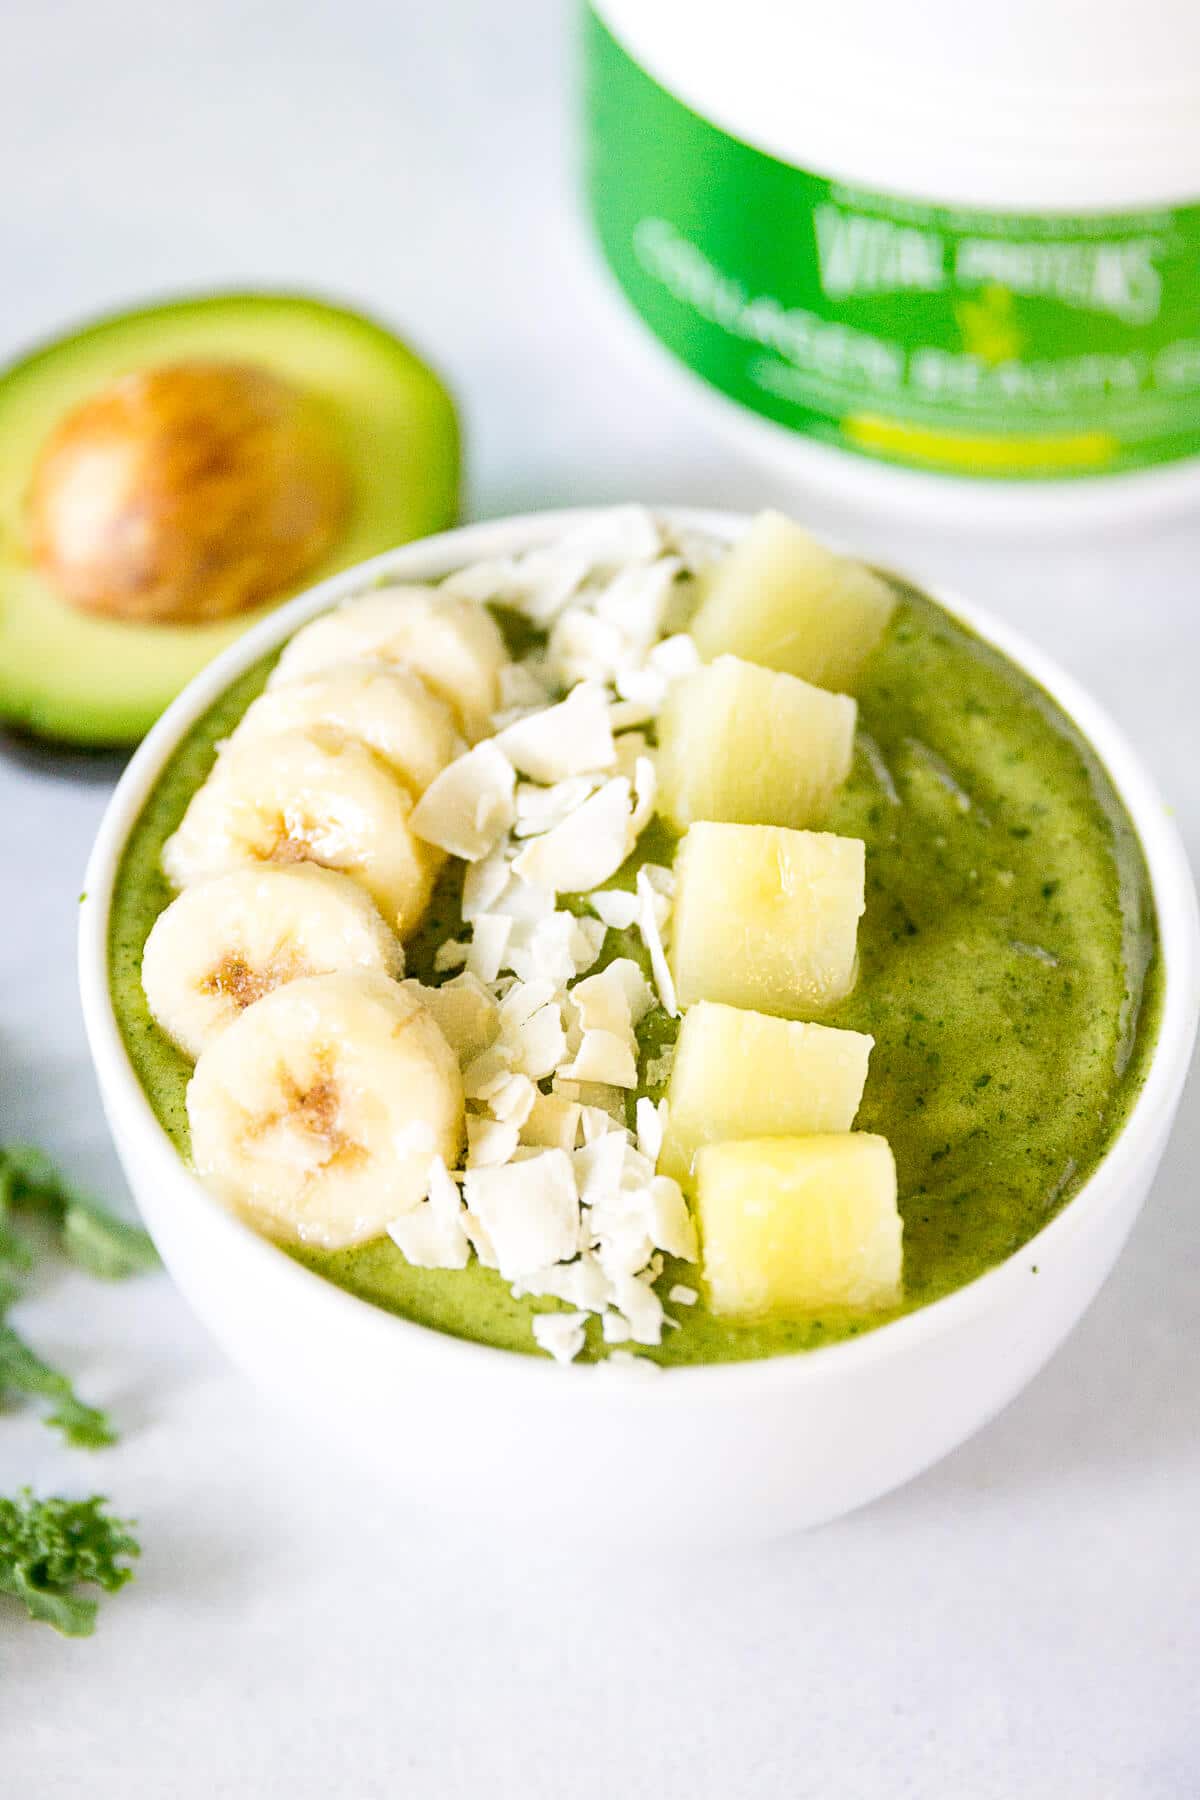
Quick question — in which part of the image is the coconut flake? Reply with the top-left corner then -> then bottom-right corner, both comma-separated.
570,916 -> 607,974
469,1069 -> 514,1106
647,1175 -> 698,1261
636,867 -> 678,1017
513,776 -> 604,838
508,1004 -> 568,1081
592,559 -> 680,650
547,609 -> 628,688
573,1131 -> 631,1206
575,1105 -> 622,1144
443,547 -> 590,625
441,555 -> 524,604
462,1042 -> 513,1101
464,1149 -> 580,1282
486,1072 -> 537,1126
635,1096 -> 667,1166
512,777 -> 634,895
490,873 -> 556,924
649,632 -> 703,681
516,553 -> 595,626
602,1350 -> 662,1376
497,661 -> 554,711
596,958 -> 653,1025
516,1255 -> 613,1312
665,525 -> 724,577
461,848 -> 512,920
498,977 -> 558,1032
369,524 -> 726,1362
531,1311 -> 589,1364
612,731 -> 648,782
563,505 -> 665,569
555,1078 -> 628,1130
463,1208 -> 499,1269
505,910 -> 600,988
669,1283 -> 698,1307
410,741 -> 515,861
504,917 -> 569,988
559,1028 -> 637,1088
588,1189 -> 656,1284
587,889 -> 639,931
387,1159 -> 470,1270
609,1269 -> 667,1346
630,756 -> 657,837
401,974 -> 498,1064
615,666 -> 668,708
433,939 -> 469,974
466,1115 -> 522,1168
511,547 -> 597,624
618,1144 -> 657,1192
467,913 -> 513,985
496,682 -> 616,784
607,697 -> 659,732
521,1092 -> 582,1153
641,862 -> 676,900
570,959 -> 649,1034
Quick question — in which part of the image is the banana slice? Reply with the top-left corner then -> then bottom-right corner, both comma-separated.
187,970 -> 465,1248
270,586 -> 509,740
142,865 -> 403,1060
231,660 -> 463,798
161,726 -> 438,935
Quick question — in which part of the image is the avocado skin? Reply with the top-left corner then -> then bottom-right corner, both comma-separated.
0,292 -> 460,747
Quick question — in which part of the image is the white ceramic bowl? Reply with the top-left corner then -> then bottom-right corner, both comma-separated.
79,509 -> 1200,1547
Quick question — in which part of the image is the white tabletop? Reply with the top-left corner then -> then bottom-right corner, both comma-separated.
3,2 -> 1198,1792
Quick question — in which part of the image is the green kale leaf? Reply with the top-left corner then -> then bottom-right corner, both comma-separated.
0,1322 -> 115,1448
0,1144 -> 158,1281
0,1144 -> 156,1447
0,1490 -> 139,1636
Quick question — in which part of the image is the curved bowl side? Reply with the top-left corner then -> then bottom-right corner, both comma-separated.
79,506 -> 1200,1544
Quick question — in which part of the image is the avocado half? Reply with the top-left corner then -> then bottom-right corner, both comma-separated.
0,292 -> 460,746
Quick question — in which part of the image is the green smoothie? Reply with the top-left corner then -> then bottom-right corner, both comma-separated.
108,585 -> 1162,1365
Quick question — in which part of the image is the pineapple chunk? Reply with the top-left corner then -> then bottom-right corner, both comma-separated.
670,823 -> 865,1017
656,655 -> 856,832
660,1002 -> 872,1184
695,1134 -> 902,1319
690,511 -> 896,692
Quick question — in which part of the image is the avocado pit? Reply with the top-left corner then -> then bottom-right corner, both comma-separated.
26,360 -> 350,625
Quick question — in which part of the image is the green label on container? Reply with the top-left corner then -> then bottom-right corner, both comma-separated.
583,8 -> 1200,481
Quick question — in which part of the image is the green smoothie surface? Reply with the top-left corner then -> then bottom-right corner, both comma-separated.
108,584 -> 1162,1365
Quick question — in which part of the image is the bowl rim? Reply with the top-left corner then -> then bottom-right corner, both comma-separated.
78,504 -> 1200,1393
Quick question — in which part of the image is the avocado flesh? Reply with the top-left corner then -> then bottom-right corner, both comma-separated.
0,293 -> 459,745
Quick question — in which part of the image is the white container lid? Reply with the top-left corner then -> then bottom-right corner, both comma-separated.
596,0 -> 1200,207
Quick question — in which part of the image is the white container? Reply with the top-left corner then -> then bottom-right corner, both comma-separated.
582,2 -> 1200,530
78,509 -> 1200,1548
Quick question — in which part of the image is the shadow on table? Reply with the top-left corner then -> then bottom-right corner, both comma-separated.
875,1058 -> 1200,1517
0,726 -> 129,786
